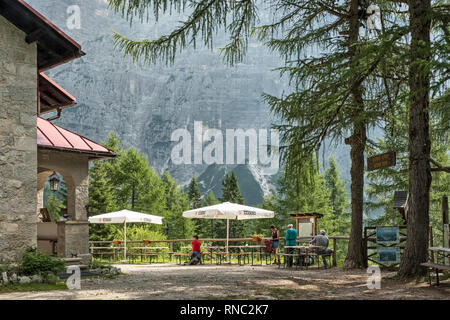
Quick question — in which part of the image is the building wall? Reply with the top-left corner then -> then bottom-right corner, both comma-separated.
0,15 -> 38,263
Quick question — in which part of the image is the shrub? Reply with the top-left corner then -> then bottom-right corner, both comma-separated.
0,263 -> 17,279
114,225 -> 167,246
17,248 -> 65,276
91,260 -> 111,270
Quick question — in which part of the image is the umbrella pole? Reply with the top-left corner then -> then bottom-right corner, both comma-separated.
124,220 -> 127,260
226,219 -> 229,262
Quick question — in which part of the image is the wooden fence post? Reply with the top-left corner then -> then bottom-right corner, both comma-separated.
429,226 -> 434,262
443,195 -> 449,225
332,238 -> 337,267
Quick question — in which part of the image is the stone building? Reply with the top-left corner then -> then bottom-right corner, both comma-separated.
0,0 -> 114,264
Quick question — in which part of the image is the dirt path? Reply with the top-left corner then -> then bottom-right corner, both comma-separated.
0,264 -> 448,300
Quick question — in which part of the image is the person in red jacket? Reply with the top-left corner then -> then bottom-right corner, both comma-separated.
190,235 -> 202,265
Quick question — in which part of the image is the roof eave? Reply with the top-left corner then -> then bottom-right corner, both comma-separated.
38,145 -> 116,160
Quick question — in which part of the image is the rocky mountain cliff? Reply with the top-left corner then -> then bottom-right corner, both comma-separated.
29,0 -> 352,205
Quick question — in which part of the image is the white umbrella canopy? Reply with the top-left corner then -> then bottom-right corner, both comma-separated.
183,202 -> 274,259
182,202 -> 274,220
88,209 -> 163,224
88,210 -> 163,260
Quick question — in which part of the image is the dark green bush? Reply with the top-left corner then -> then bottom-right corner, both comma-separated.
91,260 -> 111,269
17,248 -> 65,276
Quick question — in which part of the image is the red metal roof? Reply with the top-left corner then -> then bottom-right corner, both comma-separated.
37,117 -> 114,158
39,73 -> 77,114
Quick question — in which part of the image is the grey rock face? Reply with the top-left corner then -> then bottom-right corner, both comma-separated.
26,0 -> 285,202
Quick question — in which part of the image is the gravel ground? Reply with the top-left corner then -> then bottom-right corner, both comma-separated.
0,264 -> 449,300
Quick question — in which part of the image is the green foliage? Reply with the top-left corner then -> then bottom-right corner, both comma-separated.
221,172 -> 247,238
188,177 -> 202,209
114,225 -> 167,244
0,282 -> 67,293
45,193 -> 65,222
112,147 -> 165,212
254,157 -> 350,239
17,248 -> 65,276
201,191 -> 220,238
88,160 -> 118,241
108,0 -> 257,65
366,101 -> 450,246
188,177 -> 208,236
91,260 -> 112,270
221,172 -> 245,204
161,171 -> 194,239
324,157 -> 350,235
89,133 -> 195,241
43,178 -> 68,221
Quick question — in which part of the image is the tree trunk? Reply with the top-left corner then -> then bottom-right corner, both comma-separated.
344,0 -> 367,269
345,126 -> 367,269
398,0 -> 432,277
131,184 -> 135,209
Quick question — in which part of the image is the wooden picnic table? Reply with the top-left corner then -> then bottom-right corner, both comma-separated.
421,247 -> 450,285
131,247 -> 169,250
428,247 -> 450,265
284,245 -> 322,249
282,245 -> 323,268
181,245 -> 266,265
429,247 -> 450,253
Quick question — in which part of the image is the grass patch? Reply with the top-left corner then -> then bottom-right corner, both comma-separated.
0,282 -> 67,294
267,287 -> 297,299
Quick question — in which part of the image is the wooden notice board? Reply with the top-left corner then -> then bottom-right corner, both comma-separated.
367,151 -> 396,171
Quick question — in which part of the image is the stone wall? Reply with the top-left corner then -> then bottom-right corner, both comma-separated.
0,15 -> 38,263
57,221 -> 90,264
38,149 -> 91,262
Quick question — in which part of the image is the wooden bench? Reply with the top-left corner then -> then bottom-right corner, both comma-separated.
214,252 -> 250,265
172,253 -> 191,264
316,252 -> 333,269
421,262 -> 450,286
278,253 -> 296,268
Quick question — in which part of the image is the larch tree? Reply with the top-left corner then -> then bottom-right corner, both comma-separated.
368,0 -> 449,276
324,157 -> 349,235
88,160 -> 117,241
188,177 -> 207,236
221,172 -> 246,238
202,191 -> 220,237
161,171 -> 194,239
188,177 -> 202,209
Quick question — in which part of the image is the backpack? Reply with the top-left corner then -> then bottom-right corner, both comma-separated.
189,252 -> 201,265
189,256 -> 199,265
264,239 -> 272,253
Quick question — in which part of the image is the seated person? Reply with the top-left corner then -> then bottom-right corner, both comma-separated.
190,235 -> 202,265
311,230 -> 333,267
59,210 -> 70,222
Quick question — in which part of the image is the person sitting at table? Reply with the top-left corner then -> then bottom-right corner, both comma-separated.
285,224 -> 297,267
310,230 -> 333,267
270,225 -> 280,264
189,235 -> 202,265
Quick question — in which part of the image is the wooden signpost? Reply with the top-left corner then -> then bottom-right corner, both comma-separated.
367,151 -> 396,171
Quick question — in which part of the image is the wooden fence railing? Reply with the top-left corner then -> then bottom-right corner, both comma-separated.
89,236 -> 351,266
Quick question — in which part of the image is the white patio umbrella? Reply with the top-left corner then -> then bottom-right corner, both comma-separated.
182,202 -> 274,259
88,209 -> 163,260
